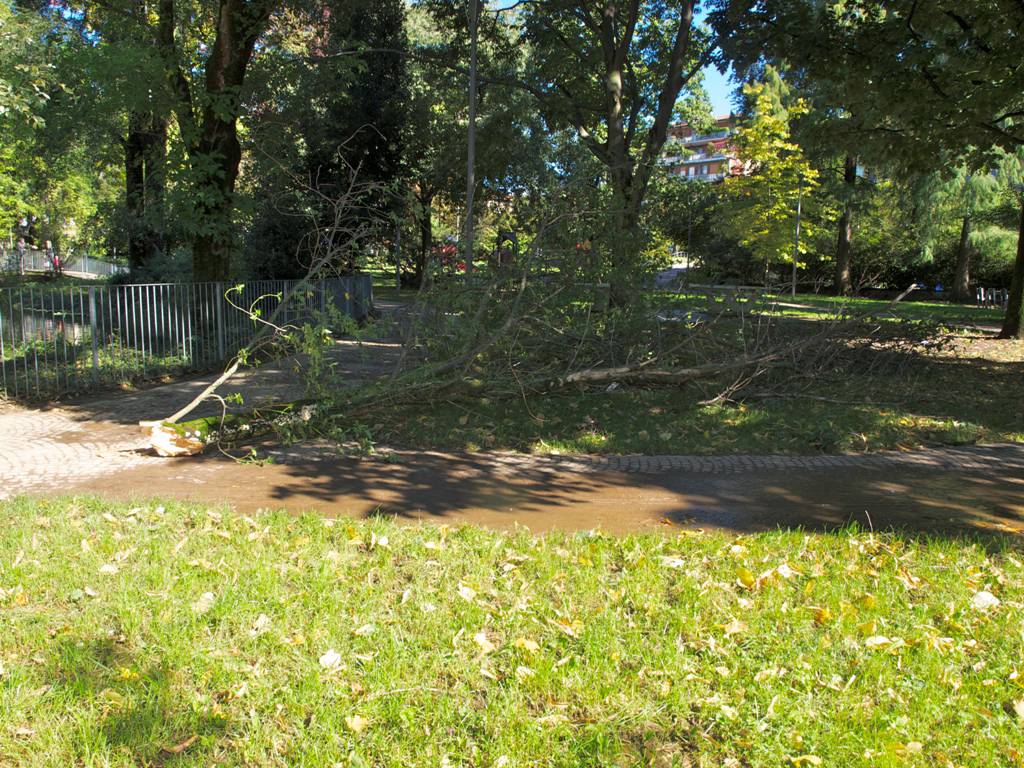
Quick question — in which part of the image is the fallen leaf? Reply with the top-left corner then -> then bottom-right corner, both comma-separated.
550,618 -> 580,638
723,619 -> 748,637
1013,699 -> 1024,723
250,614 -> 271,636
971,591 -> 1000,611
787,756 -> 822,767
480,664 -> 499,680
736,566 -> 756,589
353,623 -> 376,637
318,649 -> 343,671
344,714 -> 369,734
98,564 -> 119,575
474,631 -> 496,655
458,584 -> 477,602
191,592 -> 215,614
515,638 -> 540,653
776,563 -> 799,579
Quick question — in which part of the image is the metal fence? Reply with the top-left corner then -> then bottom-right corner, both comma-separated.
0,276 -> 373,400
1,247 -> 129,279
976,287 -> 1010,308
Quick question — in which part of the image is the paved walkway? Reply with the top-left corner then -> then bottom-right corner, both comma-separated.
2,358 -> 1023,536
2,320 -> 1022,537
0,339 -> 402,498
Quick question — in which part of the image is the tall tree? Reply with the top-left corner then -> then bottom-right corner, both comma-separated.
513,0 -> 712,299
722,80 -> 818,285
158,0 -> 276,280
915,167 -> 1002,303
709,0 -> 1024,334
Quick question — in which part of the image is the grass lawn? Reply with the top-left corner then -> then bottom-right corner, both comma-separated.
1,499 -> 1022,766
2,499 -> 1024,765
763,294 -> 1006,326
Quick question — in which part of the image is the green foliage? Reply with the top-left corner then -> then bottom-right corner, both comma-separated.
721,81 -> 819,274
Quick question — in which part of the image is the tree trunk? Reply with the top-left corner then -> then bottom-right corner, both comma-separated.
834,155 -> 856,296
608,176 -> 642,305
158,0 -> 271,282
416,190 -> 433,287
952,215 -> 971,304
125,112 -> 148,272
463,0 -> 479,275
998,199 -> 1024,340
191,121 -> 243,281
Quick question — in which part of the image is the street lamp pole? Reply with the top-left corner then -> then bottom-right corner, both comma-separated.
792,179 -> 803,297
463,0 -> 479,277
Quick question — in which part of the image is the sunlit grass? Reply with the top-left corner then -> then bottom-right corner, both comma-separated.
1,498 -> 1021,766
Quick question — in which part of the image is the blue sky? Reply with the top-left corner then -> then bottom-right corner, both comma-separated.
704,65 -> 736,116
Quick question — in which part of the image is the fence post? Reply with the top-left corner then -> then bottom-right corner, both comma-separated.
215,282 -> 226,360
89,286 -> 99,377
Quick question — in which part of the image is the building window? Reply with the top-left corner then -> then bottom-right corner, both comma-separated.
688,166 -> 695,177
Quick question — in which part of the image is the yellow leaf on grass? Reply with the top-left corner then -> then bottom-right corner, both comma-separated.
857,594 -> 877,610
736,567 -> 756,589
812,607 -> 833,626
788,756 -> 822,767
723,619 -> 748,637
550,618 -> 581,638
1013,699 -> 1024,723
515,637 -> 540,653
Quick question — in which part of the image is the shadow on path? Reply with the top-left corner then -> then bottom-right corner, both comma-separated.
66,444 -> 1024,539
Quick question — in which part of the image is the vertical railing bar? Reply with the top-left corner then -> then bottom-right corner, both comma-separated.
57,287 -> 68,394
0,288 -> 7,397
9,288 -> 19,398
30,285 -> 40,398
105,285 -> 114,385
215,282 -> 225,362
118,284 -> 127,382
89,286 -> 99,383
185,284 -> 194,369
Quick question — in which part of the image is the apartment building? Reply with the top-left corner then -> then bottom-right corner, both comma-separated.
663,115 -> 739,182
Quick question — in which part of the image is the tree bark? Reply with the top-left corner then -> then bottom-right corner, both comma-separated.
158,0 -> 271,282
463,0 -> 479,275
125,111 -> 168,274
951,215 -> 971,304
596,0 -> 695,303
834,155 -> 856,296
998,199 -> 1024,340
125,111 -> 148,272
416,189 -> 433,287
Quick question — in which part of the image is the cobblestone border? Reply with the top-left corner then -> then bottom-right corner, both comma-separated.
478,444 -> 1024,475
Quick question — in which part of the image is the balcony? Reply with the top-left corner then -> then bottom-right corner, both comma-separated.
676,171 -> 726,182
672,129 -> 731,146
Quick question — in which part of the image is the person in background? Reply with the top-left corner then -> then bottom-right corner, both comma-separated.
15,237 -> 26,274
45,240 -> 61,276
